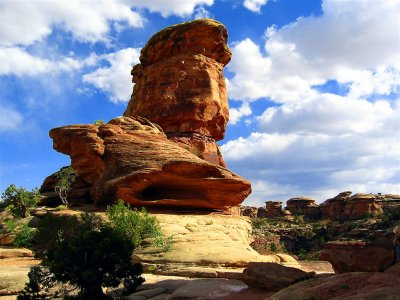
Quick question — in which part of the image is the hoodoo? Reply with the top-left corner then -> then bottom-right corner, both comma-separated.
48,19 -> 251,210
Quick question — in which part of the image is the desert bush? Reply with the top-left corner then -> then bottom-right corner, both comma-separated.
106,200 -> 173,250
1,184 -> 40,218
20,212 -> 144,299
14,224 -> 36,247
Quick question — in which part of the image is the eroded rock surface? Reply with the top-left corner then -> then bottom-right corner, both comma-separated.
320,240 -> 394,273
50,117 -> 250,209
269,272 -> 400,300
133,213 -> 300,269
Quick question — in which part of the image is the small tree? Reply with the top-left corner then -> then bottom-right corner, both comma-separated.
1,184 -> 40,218
19,213 -> 144,299
54,166 -> 76,206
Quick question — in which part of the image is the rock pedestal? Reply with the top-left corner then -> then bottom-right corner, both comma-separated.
133,213 -> 300,271
50,117 -> 250,209
124,19 -> 232,167
47,19 -> 252,210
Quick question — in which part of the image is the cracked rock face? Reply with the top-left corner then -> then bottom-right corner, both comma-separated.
50,117 -> 251,209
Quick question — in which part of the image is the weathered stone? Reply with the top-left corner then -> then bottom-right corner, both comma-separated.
320,240 -> 394,273
124,53 -> 229,141
124,19 -> 232,142
257,207 -> 267,218
269,272 -> 400,300
241,206 -> 258,218
265,201 -> 283,218
50,116 -> 251,210
320,192 -> 384,221
0,234 -> 15,246
133,213 -> 300,268
168,278 -> 247,300
138,19 -> 231,67
242,262 -> 313,291
167,132 -> 226,167
0,248 -> 33,259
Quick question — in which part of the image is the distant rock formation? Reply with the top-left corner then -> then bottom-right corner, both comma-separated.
50,116 -> 250,209
241,192 -> 400,221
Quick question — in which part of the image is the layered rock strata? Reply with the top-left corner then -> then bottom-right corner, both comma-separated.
50,117 -> 251,209
124,19 -> 231,167
47,19 -> 252,210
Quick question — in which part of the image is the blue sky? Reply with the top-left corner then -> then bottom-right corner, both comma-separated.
1,0 -> 399,206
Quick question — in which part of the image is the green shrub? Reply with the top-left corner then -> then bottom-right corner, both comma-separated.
5,219 -> 17,232
14,224 -> 36,247
94,120 -> 104,125
106,200 -> 173,250
1,184 -> 40,218
54,166 -> 76,206
20,212 -> 144,299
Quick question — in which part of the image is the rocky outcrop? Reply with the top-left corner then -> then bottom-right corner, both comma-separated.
265,201 -> 283,218
46,19 -> 250,210
242,262 -> 313,291
286,196 -> 321,220
320,239 -> 394,273
320,192 -> 384,220
123,19 -> 232,170
50,116 -> 250,210
133,213 -> 300,270
269,272 -> 400,300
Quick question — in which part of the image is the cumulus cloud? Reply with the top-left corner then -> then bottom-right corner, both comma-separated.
222,98 -> 400,203
0,47 -> 85,76
243,0 -> 268,13
229,102 -> 252,124
228,0 -> 400,103
222,0 -> 400,204
82,48 -> 141,103
0,0 -> 145,46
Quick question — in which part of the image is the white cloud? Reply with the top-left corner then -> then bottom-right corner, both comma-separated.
0,47 -> 84,76
0,0 -> 145,46
0,105 -> 22,132
127,0 -> 214,18
243,0 -> 268,13
258,94 -> 394,135
193,6 -> 213,19
229,102 -> 252,124
82,48 -> 141,103
228,0 -> 400,103
222,98 -> 400,203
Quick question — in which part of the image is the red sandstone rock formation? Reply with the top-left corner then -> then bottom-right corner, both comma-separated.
320,239 -> 394,273
269,272 -> 400,300
124,19 -> 231,167
265,201 -> 283,218
50,116 -> 251,209
285,196 -> 321,220
320,192 -> 383,220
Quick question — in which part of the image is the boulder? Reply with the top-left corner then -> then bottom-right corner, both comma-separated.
269,272 -> 400,300
242,262 -> 313,291
50,116 -> 251,210
124,19 -> 232,141
125,54 -> 229,141
167,278 -> 247,300
320,240 -> 394,273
